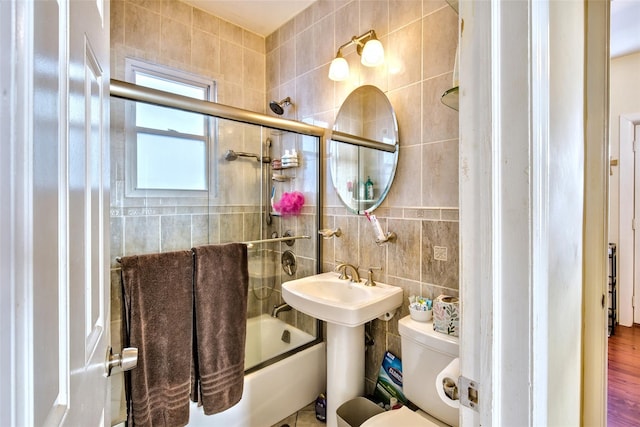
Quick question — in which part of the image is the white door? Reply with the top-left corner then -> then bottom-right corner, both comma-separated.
459,0 -> 595,425
0,0 -> 111,425
634,124 -> 640,323
63,0 -> 112,424
619,114 -> 640,326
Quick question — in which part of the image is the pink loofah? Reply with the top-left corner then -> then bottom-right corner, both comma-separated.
273,191 -> 305,216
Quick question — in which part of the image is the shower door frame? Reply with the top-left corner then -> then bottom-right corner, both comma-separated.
110,79 -> 327,256
110,78 -> 328,366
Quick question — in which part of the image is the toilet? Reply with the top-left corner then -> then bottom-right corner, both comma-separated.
361,315 -> 460,427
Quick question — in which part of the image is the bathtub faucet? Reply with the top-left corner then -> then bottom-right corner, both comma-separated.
272,303 -> 292,318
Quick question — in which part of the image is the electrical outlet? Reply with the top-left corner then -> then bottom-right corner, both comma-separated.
434,246 -> 448,261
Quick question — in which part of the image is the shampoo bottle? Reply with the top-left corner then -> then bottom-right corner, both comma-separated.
365,176 -> 374,200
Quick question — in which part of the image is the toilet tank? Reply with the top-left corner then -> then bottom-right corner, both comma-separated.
399,316 -> 459,427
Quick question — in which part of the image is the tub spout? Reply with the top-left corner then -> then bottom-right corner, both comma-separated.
272,302 -> 292,318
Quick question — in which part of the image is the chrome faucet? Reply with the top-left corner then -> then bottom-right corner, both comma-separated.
335,263 -> 361,283
271,302 -> 292,318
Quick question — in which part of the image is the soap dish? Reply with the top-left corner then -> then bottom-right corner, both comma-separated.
272,173 -> 292,182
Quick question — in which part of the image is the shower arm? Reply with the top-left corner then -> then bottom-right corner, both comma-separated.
234,151 -> 272,163
225,150 -> 271,163
235,151 -> 257,159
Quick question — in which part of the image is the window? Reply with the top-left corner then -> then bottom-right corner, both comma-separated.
125,59 -> 216,194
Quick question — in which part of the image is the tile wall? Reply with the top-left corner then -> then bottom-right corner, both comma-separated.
111,0 -> 266,111
108,0 -> 460,418
109,0 -> 325,339
265,0 -> 460,393
110,0 -> 271,298
109,4 -> 327,423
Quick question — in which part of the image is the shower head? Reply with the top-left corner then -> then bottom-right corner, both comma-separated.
269,97 -> 291,115
223,149 -> 240,161
223,149 -> 271,163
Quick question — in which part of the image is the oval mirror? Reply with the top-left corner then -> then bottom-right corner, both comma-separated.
330,85 -> 399,214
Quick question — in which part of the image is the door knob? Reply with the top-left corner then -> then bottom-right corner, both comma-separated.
106,346 -> 138,376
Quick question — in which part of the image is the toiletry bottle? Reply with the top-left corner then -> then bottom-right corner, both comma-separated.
365,176 -> 374,200
290,149 -> 299,167
390,397 -> 402,410
281,150 -> 291,168
358,179 -> 365,200
368,214 -> 386,241
315,394 -> 326,421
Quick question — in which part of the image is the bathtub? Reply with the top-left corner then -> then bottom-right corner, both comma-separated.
187,314 -> 326,427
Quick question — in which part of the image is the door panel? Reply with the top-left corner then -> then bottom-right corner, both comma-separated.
64,0 -> 111,424
2,0 -> 109,424
35,0 -> 112,424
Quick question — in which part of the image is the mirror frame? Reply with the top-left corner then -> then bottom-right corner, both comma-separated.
329,85 -> 399,214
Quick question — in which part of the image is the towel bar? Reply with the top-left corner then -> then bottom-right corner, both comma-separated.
243,234 -> 310,248
115,235 -> 312,263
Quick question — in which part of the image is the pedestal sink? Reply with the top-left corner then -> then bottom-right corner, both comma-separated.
282,272 -> 403,427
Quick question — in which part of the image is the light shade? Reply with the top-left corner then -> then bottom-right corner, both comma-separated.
361,39 -> 385,67
328,30 -> 385,81
328,55 -> 350,81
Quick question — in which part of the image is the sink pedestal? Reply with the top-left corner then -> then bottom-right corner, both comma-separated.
281,272 -> 403,427
326,323 -> 365,427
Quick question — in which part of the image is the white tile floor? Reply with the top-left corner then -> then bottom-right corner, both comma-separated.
272,402 -> 326,427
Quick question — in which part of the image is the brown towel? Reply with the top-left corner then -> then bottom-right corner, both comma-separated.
121,251 -> 194,427
191,243 -> 249,415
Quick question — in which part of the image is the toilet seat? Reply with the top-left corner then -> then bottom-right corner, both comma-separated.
360,406 -> 441,427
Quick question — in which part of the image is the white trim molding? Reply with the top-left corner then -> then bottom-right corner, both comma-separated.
618,113 -> 640,327
460,0 -> 589,425
582,1 -> 610,424
1,0 -> 36,425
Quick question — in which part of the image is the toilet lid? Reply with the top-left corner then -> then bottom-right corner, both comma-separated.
360,406 -> 441,427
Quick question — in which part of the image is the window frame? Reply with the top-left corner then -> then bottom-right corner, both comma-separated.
124,58 -> 217,198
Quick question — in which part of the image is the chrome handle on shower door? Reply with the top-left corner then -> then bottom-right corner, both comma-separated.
106,346 -> 138,376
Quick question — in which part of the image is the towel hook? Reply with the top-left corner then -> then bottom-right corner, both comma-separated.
318,227 -> 342,239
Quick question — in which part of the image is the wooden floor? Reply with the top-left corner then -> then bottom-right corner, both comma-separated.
275,328 -> 637,427
608,324 -> 640,427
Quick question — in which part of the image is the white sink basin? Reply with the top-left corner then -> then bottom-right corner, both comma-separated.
282,272 -> 403,327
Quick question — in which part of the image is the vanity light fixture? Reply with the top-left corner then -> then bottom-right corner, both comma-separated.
328,50 -> 350,81
328,29 -> 385,81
